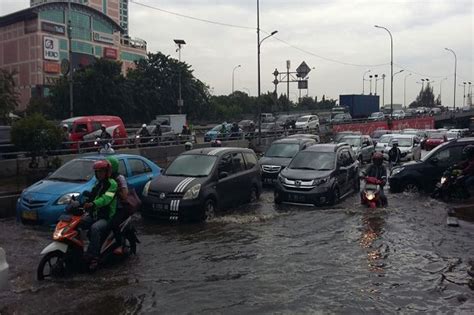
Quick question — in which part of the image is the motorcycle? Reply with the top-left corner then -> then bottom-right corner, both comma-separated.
37,200 -> 139,280
431,168 -> 468,201
361,176 -> 385,208
94,137 -> 114,154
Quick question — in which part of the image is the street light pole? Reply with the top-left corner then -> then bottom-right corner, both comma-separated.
362,70 -> 371,94
375,25 -> 393,118
463,82 -> 467,107
232,64 -> 241,94
393,69 -> 404,106
404,73 -> 412,108
174,39 -> 186,114
374,74 -> 379,95
257,0 -> 277,145
369,75 -> 373,94
445,48 -> 457,110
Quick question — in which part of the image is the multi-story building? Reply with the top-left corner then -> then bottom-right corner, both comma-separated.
0,1 -> 142,110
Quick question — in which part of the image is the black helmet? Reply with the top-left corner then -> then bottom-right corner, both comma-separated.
463,145 -> 474,158
372,152 -> 384,166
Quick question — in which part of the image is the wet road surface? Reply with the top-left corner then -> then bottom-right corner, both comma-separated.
1,188 -> 474,314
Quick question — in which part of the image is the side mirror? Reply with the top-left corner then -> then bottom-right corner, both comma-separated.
430,157 -> 438,164
219,172 -> 229,179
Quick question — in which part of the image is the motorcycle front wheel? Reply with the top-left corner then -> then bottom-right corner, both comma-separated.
37,251 -> 67,281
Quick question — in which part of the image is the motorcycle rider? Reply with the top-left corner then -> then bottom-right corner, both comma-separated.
211,139 -> 222,147
106,156 -> 129,254
184,142 -> 193,151
81,160 -> 118,270
139,124 -> 150,140
388,139 -> 402,169
99,124 -> 112,140
454,145 -> 474,188
230,122 -> 240,139
362,152 -> 388,206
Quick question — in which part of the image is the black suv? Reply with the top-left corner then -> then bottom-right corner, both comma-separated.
142,147 -> 262,222
259,137 -> 317,184
389,138 -> 474,192
274,143 -> 359,205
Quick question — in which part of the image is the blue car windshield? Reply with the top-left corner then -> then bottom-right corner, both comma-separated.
166,155 -> 217,177
48,159 -> 95,182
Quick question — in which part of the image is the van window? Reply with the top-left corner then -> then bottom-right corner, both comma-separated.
232,152 -> 246,173
92,122 -> 102,131
129,159 -> 152,176
118,159 -> 127,177
243,152 -> 257,169
74,123 -> 88,133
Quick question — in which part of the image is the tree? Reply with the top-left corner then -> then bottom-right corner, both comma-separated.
0,69 -> 19,123
435,94 -> 442,106
11,113 -> 62,156
26,96 -> 53,117
410,84 -> 435,108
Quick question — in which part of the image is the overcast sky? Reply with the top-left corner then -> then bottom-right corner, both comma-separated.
1,0 -> 473,106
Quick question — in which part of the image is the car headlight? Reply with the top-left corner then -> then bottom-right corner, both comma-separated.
391,167 -> 404,176
313,177 -> 329,186
183,184 -> 201,200
440,177 -> 447,184
278,173 -> 286,183
56,193 -> 80,205
142,181 -> 151,197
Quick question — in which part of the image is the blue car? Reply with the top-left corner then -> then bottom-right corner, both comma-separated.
16,154 -> 161,226
204,123 -> 233,142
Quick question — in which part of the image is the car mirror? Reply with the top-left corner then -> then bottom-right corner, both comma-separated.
219,172 -> 229,179
430,157 -> 438,164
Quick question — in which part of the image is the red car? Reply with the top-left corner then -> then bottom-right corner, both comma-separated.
424,133 -> 448,151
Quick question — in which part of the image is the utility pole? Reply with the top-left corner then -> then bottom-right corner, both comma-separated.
404,73 -> 412,108
374,74 -> 379,95
286,60 -> 290,99
445,48 -> 457,110
68,0 -> 74,117
362,70 -> 371,94
369,75 -> 373,94
382,74 -> 386,108
375,25 -> 393,118
232,64 -> 241,93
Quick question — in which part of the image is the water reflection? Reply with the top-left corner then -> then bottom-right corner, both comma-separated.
359,210 -> 386,273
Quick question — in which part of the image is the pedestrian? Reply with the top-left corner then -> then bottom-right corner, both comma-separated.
388,140 -> 402,170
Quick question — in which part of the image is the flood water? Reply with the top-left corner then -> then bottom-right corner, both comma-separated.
1,189 -> 473,314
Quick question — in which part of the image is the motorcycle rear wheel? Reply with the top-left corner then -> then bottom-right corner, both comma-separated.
37,251 -> 67,281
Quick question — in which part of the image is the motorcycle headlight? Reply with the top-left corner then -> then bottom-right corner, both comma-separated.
366,192 -> 375,201
391,167 -> 404,176
53,226 -> 69,239
56,193 -> 80,205
313,177 -> 329,186
142,181 -> 151,197
183,184 -> 201,200
440,177 -> 447,184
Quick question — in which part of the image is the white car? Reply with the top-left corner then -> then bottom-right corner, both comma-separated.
0,247 -> 8,290
383,135 -> 422,161
368,112 -> 385,121
295,115 -> 319,130
375,134 -> 396,153
446,131 -> 460,141
392,110 -> 406,119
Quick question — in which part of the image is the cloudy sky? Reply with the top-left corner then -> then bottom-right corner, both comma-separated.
1,0 -> 473,106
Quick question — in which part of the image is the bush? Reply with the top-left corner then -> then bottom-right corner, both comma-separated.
11,114 -> 62,155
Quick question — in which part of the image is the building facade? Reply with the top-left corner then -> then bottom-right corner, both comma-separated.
1,1 -> 143,110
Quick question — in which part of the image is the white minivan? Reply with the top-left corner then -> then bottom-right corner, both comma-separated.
295,115 -> 320,131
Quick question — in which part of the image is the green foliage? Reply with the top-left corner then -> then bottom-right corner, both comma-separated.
27,96 -> 53,118
11,114 -> 62,155
0,69 -> 19,123
410,84 -> 435,108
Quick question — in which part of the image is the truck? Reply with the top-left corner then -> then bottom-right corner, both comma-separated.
339,94 -> 380,119
150,114 -> 187,134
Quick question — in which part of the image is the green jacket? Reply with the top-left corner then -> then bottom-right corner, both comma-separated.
91,178 -> 117,221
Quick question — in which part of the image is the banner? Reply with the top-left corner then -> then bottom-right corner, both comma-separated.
43,36 -> 59,61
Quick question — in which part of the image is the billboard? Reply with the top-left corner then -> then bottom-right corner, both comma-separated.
43,36 -> 59,61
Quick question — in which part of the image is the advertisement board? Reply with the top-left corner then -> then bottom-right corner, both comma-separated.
93,32 -> 114,44
103,47 -> 118,59
41,22 -> 65,35
43,36 -> 59,61
43,62 -> 60,74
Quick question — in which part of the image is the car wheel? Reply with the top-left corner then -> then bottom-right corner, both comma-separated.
249,185 -> 260,203
329,187 -> 340,206
403,180 -> 420,193
202,198 -> 216,221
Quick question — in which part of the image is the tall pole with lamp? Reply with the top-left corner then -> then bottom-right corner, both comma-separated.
445,48 -> 457,110
174,39 -> 186,114
67,0 -> 74,117
362,70 -> 371,94
392,70 -> 404,106
404,73 -> 412,108
375,25 -> 393,118
257,0 -> 278,145
232,65 -> 241,93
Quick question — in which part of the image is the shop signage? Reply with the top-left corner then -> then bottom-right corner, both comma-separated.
43,36 -> 59,61
44,76 -> 60,85
41,22 -> 66,35
44,62 -> 60,74
93,31 -> 114,44
103,47 -> 118,59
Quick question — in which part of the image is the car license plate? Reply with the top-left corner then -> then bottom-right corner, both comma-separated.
152,203 -> 169,211
22,210 -> 37,220
288,194 -> 305,202
264,178 -> 276,184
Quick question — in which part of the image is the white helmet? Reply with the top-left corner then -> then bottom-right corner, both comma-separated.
142,124 -> 147,128
62,124 -> 68,129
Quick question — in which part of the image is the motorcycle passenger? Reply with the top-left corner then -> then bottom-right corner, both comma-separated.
454,145 -> 474,188
211,139 -> 222,147
388,139 -> 402,169
106,156 -> 129,254
99,124 -> 112,140
82,160 -> 118,270
139,124 -> 151,143
230,122 -> 240,139
184,142 -> 193,151
363,152 -> 388,206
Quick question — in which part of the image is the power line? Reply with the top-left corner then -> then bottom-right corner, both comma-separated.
129,0 -> 254,30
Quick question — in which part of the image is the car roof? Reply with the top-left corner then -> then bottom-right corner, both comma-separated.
340,135 -> 363,139
273,138 -> 310,144
390,134 -> 415,139
62,115 -> 121,123
305,143 -> 348,152
183,147 -> 254,156
80,153 -> 148,160
299,115 -> 316,118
